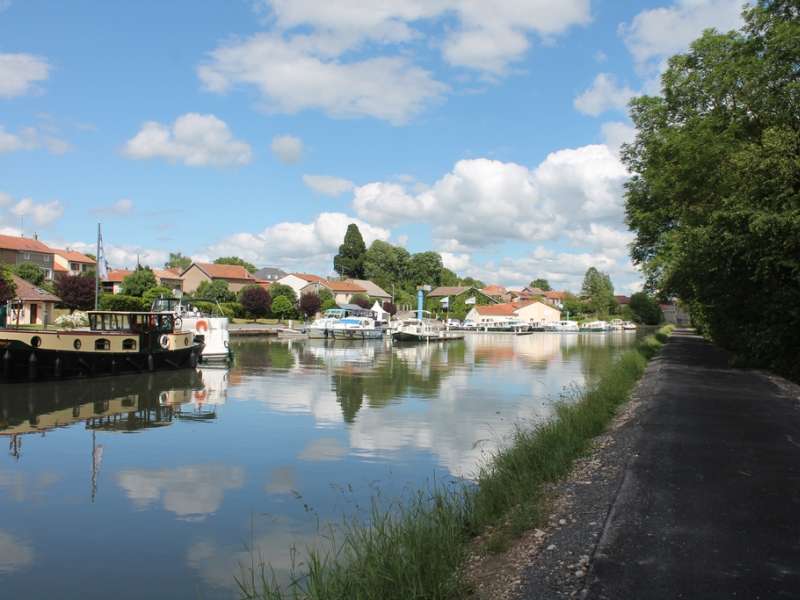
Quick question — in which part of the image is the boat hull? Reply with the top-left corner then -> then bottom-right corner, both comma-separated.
0,340 -> 202,382
392,331 -> 464,342
331,328 -> 384,340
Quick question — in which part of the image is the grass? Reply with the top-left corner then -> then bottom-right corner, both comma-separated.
238,325 -> 675,600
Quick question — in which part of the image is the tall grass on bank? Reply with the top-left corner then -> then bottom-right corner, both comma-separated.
239,325 -> 674,600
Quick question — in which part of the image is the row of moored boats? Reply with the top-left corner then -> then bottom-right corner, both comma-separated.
308,308 -> 463,342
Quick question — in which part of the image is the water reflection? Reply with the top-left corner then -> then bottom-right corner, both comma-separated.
0,331 -> 642,599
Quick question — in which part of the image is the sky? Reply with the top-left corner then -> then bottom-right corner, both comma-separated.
0,0 -> 746,293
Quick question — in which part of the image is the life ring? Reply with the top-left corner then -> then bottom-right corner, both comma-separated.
159,334 -> 170,349
196,319 -> 209,333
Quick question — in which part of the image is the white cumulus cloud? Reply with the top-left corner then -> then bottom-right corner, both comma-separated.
302,174 -> 355,197
270,134 -> 303,164
352,145 -> 629,250
0,53 -> 50,98
601,121 -> 637,155
123,113 -> 252,167
574,73 -> 637,116
0,125 -> 71,155
203,212 -> 390,273
8,197 -> 64,228
620,0 -> 743,72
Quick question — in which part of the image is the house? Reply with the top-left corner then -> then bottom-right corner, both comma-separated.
614,295 -> 631,306
51,248 -> 96,277
344,279 -> 391,301
101,269 -> 133,294
542,290 -> 568,310
153,269 -> 183,292
481,284 -> 512,302
465,301 -> 560,327
321,280 -> 367,305
0,234 -> 56,280
276,273 -> 328,298
660,303 -> 691,326
253,267 -> 287,282
181,262 -> 256,294
426,286 -> 498,319
5,274 -> 62,325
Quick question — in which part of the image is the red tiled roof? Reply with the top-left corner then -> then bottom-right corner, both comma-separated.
474,303 -> 517,316
104,269 -> 133,283
292,273 -> 327,283
544,290 -> 568,300
614,295 -> 631,305
193,262 -> 254,281
52,248 -> 96,264
324,280 -> 366,292
153,269 -> 183,281
53,263 -> 69,273
482,284 -> 508,296
10,274 -> 61,303
0,234 -> 53,254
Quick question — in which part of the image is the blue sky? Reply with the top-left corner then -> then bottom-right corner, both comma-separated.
0,0 -> 745,292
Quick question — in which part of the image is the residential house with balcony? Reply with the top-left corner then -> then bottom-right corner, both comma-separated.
275,273 -> 328,298
0,234 -> 56,280
5,274 -> 62,325
465,300 -> 560,328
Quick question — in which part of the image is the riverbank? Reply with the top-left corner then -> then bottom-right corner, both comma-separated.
237,326 -> 674,600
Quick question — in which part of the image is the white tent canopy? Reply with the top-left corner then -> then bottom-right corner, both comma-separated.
371,300 -> 389,321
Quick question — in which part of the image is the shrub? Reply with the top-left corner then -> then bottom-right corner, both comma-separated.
220,302 -> 246,319
99,294 -> 148,311
55,311 -> 89,328
55,274 -> 96,312
299,292 -> 322,318
270,295 -> 295,320
240,285 -> 271,319
196,279 -> 235,303
142,286 -> 175,308
122,268 -> 157,297
13,262 -> 46,286
351,293 -> 371,309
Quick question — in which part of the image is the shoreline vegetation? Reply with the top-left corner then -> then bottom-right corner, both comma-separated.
236,325 -> 675,600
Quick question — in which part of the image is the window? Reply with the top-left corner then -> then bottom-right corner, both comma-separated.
122,338 -> 136,350
95,338 -> 110,351
74,339 -> 82,350
30,336 -> 41,348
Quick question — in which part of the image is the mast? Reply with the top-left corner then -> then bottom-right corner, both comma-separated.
94,223 -> 100,309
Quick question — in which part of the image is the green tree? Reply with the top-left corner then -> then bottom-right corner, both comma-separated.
440,267 -> 459,287
165,252 -> 192,271
624,0 -> 800,378
333,224 -> 367,278
363,240 -> 406,291
0,266 -> 17,303
407,252 -> 443,288
214,256 -> 256,273
581,267 -> 615,316
122,267 -> 157,297
270,295 -> 294,320
195,279 -> 235,303
14,263 -> 45,286
318,288 -> 336,311
629,292 -> 663,325
460,276 -> 485,289
268,283 -> 297,305
530,278 -> 551,291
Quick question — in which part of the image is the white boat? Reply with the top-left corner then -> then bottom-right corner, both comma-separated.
609,319 -> 624,331
580,320 -> 611,332
391,318 -> 464,342
622,321 -> 638,330
307,308 -> 346,339
544,320 -> 580,332
330,316 -> 385,340
152,297 -> 231,362
475,317 -> 530,333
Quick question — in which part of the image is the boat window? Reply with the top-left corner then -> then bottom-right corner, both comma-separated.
74,339 -> 82,350
122,338 -> 137,350
30,336 -> 41,348
95,338 -> 111,351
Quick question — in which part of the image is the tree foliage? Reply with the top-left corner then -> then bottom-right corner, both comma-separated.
350,293 -> 371,309
122,267 -> 157,297
55,274 -> 95,312
240,285 -> 271,319
624,1 -> 800,378
407,252 -> 443,288
299,292 -> 322,318
530,278 -> 551,291
363,240 -> 408,291
142,286 -> 174,308
214,256 -> 256,273
333,224 -> 367,278
581,267 -> 615,316
195,279 -> 235,303
268,283 -> 297,305
382,301 -> 397,316
270,295 -> 294,320
0,266 -> 17,303
165,252 -> 192,271
99,294 -> 148,312
14,263 -> 45,286
629,292 -> 663,325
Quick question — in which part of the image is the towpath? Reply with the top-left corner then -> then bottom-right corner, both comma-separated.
584,329 -> 800,598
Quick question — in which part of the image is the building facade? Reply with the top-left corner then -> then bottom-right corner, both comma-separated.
0,234 -> 56,280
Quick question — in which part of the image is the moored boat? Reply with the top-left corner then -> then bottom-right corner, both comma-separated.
330,315 -> 385,340
391,318 -> 464,342
0,310 -> 203,382
151,297 -> 230,363
580,320 -> 611,332
543,320 -> 580,332
307,308 -> 347,339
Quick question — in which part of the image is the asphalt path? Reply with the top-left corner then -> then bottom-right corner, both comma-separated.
585,330 -> 800,599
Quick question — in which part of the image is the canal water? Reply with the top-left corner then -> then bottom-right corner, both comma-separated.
0,332 -> 640,599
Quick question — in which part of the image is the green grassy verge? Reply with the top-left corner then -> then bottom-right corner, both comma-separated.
238,325 -> 675,600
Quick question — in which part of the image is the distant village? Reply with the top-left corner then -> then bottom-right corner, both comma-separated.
0,231 -> 685,327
